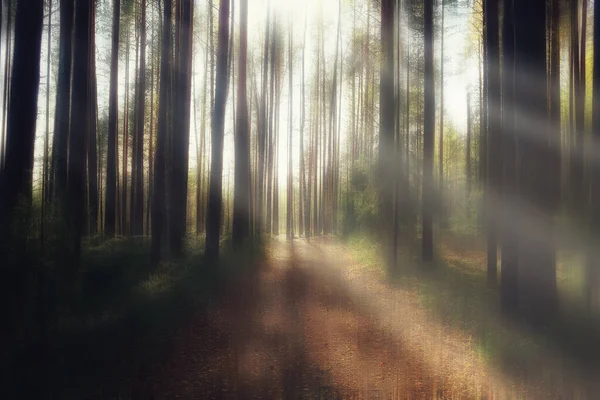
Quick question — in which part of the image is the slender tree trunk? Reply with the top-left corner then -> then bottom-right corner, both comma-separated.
87,5 -> 98,235
42,0 -> 53,248
68,0 -> 92,271
380,0 -> 395,268
500,0 -> 518,314
0,0 -> 12,170
588,0 -> 600,311
122,29 -> 131,235
232,0 -> 251,246
105,0 -> 120,237
152,0 -> 172,262
131,0 -> 146,236
486,0 -> 500,284
286,16 -> 294,240
422,0 -> 434,262
51,0 -> 74,209
206,0 -> 231,260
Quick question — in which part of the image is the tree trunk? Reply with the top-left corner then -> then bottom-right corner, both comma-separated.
500,0 -> 518,314
152,0 -> 173,262
87,5 -> 99,235
422,0 -> 434,262
486,0 -> 500,285
0,0 -> 44,249
68,0 -> 92,271
206,0 -> 231,261
232,0 -> 251,246
515,0 -> 556,322
105,0 -> 120,237
380,0 -> 395,268
51,0 -> 74,209
588,0 -> 600,312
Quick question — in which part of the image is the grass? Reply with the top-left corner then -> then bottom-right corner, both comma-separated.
343,230 -> 600,393
10,235 -> 264,399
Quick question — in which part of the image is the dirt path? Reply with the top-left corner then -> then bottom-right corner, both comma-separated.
133,238 -> 566,399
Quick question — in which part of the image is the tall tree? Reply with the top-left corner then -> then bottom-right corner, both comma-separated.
50,0 -> 74,206
486,0 -> 500,284
500,0 -> 518,314
0,0 -> 44,252
380,0 -> 395,267
152,0 -> 173,262
232,0 -> 251,246
87,5 -> 99,235
588,0 -> 600,311
206,0 -> 231,260
422,0 -> 434,262
67,0 -> 92,271
131,0 -> 147,236
286,16 -> 294,240
169,0 -> 194,255
515,0 -> 556,322
105,0 -> 121,237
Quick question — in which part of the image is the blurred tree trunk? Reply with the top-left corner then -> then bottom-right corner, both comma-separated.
105,0 -> 120,237
122,29 -> 130,235
0,0 -> 44,243
68,0 -> 92,271
1,0 -> 12,170
500,0 -> 518,314
87,4 -> 98,235
131,0 -> 146,236
233,0 -> 251,246
152,0 -> 173,262
588,0 -> 600,311
466,92 -> 471,193
286,17 -> 293,240
422,0 -> 434,262
380,0 -> 395,268
486,0 -> 500,285
301,13 -> 308,237
515,0 -> 556,323
51,0 -> 74,208
206,0 -> 231,260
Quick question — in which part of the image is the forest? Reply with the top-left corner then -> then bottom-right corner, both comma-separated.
2,0 -> 600,397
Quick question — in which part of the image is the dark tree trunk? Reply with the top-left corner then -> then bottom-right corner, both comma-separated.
206,0 -> 231,261
232,0 -> 251,246
105,0 -> 120,237
515,0 -> 556,322
486,0 -> 500,285
169,0 -> 193,255
68,0 -> 92,271
152,0 -> 173,262
422,0 -> 434,262
588,0 -> 600,311
500,0 -> 518,314
380,0 -> 395,268
0,0 -> 44,248
51,0 -> 74,207
131,0 -> 146,236
87,5 -> 98,235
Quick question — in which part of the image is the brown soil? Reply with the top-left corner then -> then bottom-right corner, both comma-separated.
130,238 -> 555,399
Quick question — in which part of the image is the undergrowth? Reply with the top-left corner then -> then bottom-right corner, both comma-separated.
343,231 -> 600,393
10,235 -> 264,399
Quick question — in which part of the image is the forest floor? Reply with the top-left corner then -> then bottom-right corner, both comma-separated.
130,237 -> 600,399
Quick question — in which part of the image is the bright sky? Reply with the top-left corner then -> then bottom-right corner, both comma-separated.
0,0 -> 479,194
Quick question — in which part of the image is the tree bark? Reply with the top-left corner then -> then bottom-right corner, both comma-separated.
206,0 -> 231,260
232,0 -> 251,246
422,0 -> 434,262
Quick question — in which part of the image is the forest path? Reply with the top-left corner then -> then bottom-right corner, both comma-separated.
137,237 -> 552,399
